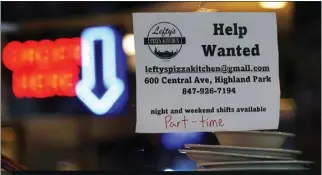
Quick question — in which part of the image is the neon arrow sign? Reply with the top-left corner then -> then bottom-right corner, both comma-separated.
76,26 -> 128,115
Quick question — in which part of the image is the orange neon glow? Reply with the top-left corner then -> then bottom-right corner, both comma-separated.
2,38 -> 81,71
3,38 -> 81,98
12,66 -> 79,98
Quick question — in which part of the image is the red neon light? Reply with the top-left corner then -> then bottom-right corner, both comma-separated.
2,38 -> 81,98
13,66 -> 79,98
2,38 -> 81,71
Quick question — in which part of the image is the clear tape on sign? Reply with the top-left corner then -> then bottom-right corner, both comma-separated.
195,2 -> 222,12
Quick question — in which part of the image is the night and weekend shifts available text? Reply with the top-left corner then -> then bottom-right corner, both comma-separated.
133,13 -> 280,133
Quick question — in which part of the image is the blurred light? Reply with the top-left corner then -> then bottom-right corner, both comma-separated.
76,26 -> 127,116
2,38 -> 81,98
161,132 -> 204,150
280,98 -> 295,119
12,66 -> 79,98
3,27 -> 128,115
1,23 -> 19,33
173,156 -> 196,171
164,168 -> 174,172
259,2 -> 287,9
2,38 -> 81,71
122,34 -> 135,56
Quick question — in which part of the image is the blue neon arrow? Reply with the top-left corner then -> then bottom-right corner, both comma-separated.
75,26 -> 125,115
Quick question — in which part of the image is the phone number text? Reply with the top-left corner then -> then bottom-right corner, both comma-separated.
182,88 -> 236,95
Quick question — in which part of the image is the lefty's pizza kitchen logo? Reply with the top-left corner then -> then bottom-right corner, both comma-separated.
144,22 -> 186,60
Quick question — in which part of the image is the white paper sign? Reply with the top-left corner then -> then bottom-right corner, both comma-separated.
133,13 -> 280,133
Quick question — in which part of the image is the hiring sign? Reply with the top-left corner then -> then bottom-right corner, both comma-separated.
133,13 -> 280,133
